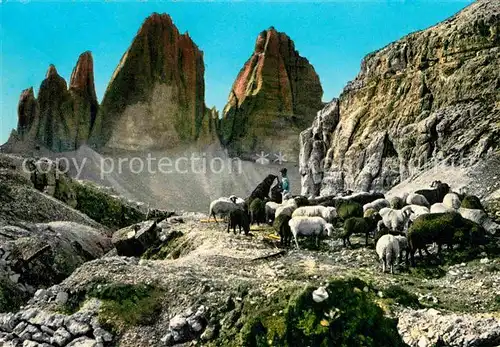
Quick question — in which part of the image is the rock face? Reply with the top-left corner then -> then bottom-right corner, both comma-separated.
300,0 -> 500,197
220,27 -> 323,160
7,53 -> 98,153
89,13 -> 211,151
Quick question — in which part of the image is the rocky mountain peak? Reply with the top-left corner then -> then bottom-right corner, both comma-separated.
45,64 -> 59,79
220,27 -> 323,160
89,12 -> 209,151
69,51 -> 97,101
16,87 -> 39,140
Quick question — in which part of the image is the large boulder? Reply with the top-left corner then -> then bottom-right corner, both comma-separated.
300,0 -> 500,196
220,27 -> 324,161
112,221 -> 159,257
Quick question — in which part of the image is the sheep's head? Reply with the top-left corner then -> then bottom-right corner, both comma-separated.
229,195 -> 237,203
401,206 -> 413,220
325,223 -> 334,237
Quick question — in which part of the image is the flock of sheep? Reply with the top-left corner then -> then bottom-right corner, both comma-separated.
208,176 -> 499,275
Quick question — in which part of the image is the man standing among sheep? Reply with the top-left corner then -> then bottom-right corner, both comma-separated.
280,168 -> 290,194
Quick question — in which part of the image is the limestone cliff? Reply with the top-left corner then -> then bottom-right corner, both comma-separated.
89,13 -> 210,151
220,27 -> 323,160
300,0 -> 500,197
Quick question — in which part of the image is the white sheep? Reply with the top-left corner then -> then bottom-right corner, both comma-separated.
394,235 -> 409,263
363,198 -> 390,212
458,207 -> 500,234
379,206 -> 413,233
443,193 -> 461,209
229,195 -> 246,209
275,199 -> 298,219
265,201 -> 281,222
376,234 -> 400,274
292,205 -> 337,223
288,216 -> 334,249
406,193 -> 430,208
430,203 -> 455,214
406,204 -> 430,222
209,197 -> 241,222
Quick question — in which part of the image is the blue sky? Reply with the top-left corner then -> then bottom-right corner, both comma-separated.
0,0 -> 472,144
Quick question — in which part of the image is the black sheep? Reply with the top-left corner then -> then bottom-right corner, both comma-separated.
414,181 -> 450,205
227,209 -> 250,235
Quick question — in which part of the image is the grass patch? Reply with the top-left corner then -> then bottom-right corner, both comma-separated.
0,277 -> 29,313
383,285 -> 421,309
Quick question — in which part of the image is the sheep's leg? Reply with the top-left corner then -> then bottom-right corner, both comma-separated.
227,222 -> 230,233
410,250 -> 416,267
390,263 -> 394,275
294,234 -> 300,250
382,258 -> 386,273
316,235 -> 319,248
212,212 -> 218,224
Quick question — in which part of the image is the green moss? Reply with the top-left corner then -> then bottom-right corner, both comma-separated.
337,201 -> 363,221
62,281 -> 163,332
461,195 -> 484,210
141,231 -> 185,260
73,182 -> 145,229
225,278 -> 406,347
383,285 -> 421,309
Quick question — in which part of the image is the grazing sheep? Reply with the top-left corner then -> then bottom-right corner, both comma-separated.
443,193 -> 461,209
394,235 -> 409,263
430,203 -> 455,214
406,193 -> 430,208
406,205 -> 430,222
461,195 -> 484,210
227,209 -> 250,235
341,213 -> 381,247
379,206 -> 413,233
376,234 -> 400,274
209,197 -> 241,222
407,212 -> 486,266
340,191 -> 386,206
415,181 -> 450,205
292,205 -> 337,223
288,216 -> 334,249
364,208 -> 378,218
273,214 -> 292,247
249,198 -> 266,225
337,201 -> 363,221
458,207 -> 499,234
363,198 -> 390,212
265,201 -> 281,223
389,196 -> 406,209
275,199 -> 299,219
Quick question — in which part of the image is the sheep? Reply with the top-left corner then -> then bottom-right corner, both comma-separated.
461,195 -> 484,210
275,199 -> 298,219
339,191 -> 385,206
379,206 -> 413,234
341,213 -> 381,247
288,216 -> 334,249
363,198 -> 390,212
265,201 -> 281,223
209,197 -> 241,222
406,193 -> 430,208
337,201 -> 363,220
407,212 -> 486,266
291,205 -> 337,223
443,193 -> 461,209
389,196 -> 406,209
227,209 -> 250,235
430,203 -> 455,214
458,207 -> 499,234
376,234 -> 400,274
229,195 -> 246,209
406,205 -> 430,222
414,181 -> 450,205
394,235 -> 409,263
249,198 -> 266,225
273,214 -> 292,247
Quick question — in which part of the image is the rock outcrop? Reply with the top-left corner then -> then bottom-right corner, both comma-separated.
89,13 -> 211,151
220,27 -> 323,160
300,0 -> 500,197
5,52 -> 98,153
